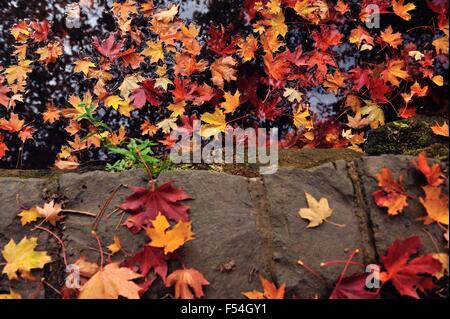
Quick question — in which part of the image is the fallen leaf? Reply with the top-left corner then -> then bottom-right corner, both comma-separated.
298,192 -> 334,228
1,237 -> 51,280
145,213 -> 194,254
372,167 -> 408,216
107,236 -> 122,255
79,263 -> 142,299
380,236 -> 442,299
165,268 -> 209,299
419,185 -> 449,225
36,200 -> 63,226
242,275 -> 285,299
431,122 -> 449,137
18,208 -> 39,226
412,152 -> 445,187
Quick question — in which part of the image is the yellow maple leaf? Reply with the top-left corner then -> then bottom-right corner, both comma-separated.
145,213 -> 195,254
382,59 -> 408,87
2,237 -> 51,280
105,95 -> 124,110
293,106 -> 312,129
107,236 -> 122,255
221,91 -> 241,113
18,208 -> 39,226
168,100 -> 186,118
142,41 -> 165,64
73,59 -> 96,76
153,4 -> 179,23
419,185 -> 449,225
36,42 -> 63,65
237,35 -> 258,62
392,0 -> 416,21
361,100 -> 385,129
433,36 -> 449,55
283,88 -> 303,103
201,108 -> 227,138
298,192 -> 335,228
4,60 -> 33,85
380,26 -> 403,49
323,71 -> 345,93
79,263 -> 141,299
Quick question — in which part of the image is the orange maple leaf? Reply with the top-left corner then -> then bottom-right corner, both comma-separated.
372,167 -> 408,216
165,268 -> 210,299
419,185 -> 449,225
242,275 -> 286,299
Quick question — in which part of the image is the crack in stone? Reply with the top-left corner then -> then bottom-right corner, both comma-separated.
246,177 -> 277,282
346,160 -> 380,263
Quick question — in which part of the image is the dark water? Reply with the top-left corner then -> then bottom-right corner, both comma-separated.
0,0 -> 447,169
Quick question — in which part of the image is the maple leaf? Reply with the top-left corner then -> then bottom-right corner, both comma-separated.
349,26 -> 374,50
120,181 -> 191,233
431,122 -> 449,137
263,52 -> 290,81
92,34 -> 125,60
347,112 -> 370,129
200,108 -> 227,138
323,71 -> 345,93
119,74 -> 144,98
293,105 -> 312,129
36,42 -> 63,65
1,237 -> 51,280
298,192 -> 336,228
380,26 -> 403,49
0,112 -> 24,133
130,80 -> 162,108
4,60 -> 33,85
330,273 -> 380,299
145,213 -> 194,254
42,104 -> 61,124
79,263 -> 142,299
119,48 -> 144,69
105,236 -> 122,255
382,59 -> 408,86
123,245 -> 169,283
419,185 -> 449,225
412,152 -> 445,187
153,4 -> 179,23
312,25 -> 344,51
11,21 -> 29,43
36,200 -> 63,226
392,0 -> 416,21
54,160 -> 80,170
432,253 -> 449,279
380,236 -> 442,299
237,34 -> 258,62
174,53 -> 208,76
73,59 -> 96,76
18,208 -> 39,226
360,100 -> 385,129
242,275 -> 285,299
221,90 -> 241,113
166,268 -> 209,299
372,167 -> 408,216
0,83 -> 11,108
210,56 -> 237,87
142,41 -> 164,64
30,19 -> 50,42
207,25 -> 238,56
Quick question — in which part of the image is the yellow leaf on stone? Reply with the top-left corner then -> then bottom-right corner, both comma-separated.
298,192 -> 334,228
18,208 -> 39,226
107,236 -> 122,255
145,213 -> 195,254
1,237 -> 51,280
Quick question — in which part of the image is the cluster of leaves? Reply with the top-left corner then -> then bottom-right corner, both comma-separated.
0,177 -> 211,299
1,0 -> 449,168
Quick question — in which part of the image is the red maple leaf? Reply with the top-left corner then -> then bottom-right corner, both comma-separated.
380,236 -> 442,299
412,152 -> 445,187
31,19 -> 50,42
207,25 -> 238,56
131,80 -> 163,108
118,48 -> 144,69
298,51 -> 336,84
170,77 -> 196,102
330,273 -> 380,299
368,78 -> 391,104
122,246 -> 170,282
348,67 -> 372,91
256,95 -> 284,122
312,25 -> 344,52
92,33 -> 125,60
120,181 -> 192,233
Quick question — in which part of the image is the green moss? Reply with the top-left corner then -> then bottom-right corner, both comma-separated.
364,116 -> 448,160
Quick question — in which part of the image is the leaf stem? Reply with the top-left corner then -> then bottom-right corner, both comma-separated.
35,225 -> 68,268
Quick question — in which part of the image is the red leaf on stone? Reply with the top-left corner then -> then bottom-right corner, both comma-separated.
92,33 -> 125,60
122,246 -> 170,282
131,80 -> 162,108
120,181 -> 191,233
380,236 -> 443,299
412,152 -> 445,187
330,273 -> 380,299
